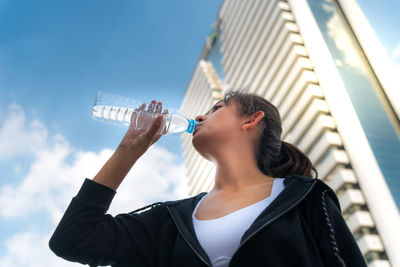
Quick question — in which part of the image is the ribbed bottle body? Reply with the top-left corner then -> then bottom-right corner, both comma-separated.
91,92 -> 197,135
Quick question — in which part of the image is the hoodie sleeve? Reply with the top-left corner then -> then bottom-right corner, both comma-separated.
313,183 -> 367,267
49,178 -> 163,266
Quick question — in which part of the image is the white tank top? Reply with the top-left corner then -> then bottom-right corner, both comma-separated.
192,178 -> 285,267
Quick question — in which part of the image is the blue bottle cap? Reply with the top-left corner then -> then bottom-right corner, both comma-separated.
186,120 -> 199,133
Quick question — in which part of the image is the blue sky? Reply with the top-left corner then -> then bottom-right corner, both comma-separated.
0,0 -> 221,154
357,0 -> 400,64
0,0 -> 221,265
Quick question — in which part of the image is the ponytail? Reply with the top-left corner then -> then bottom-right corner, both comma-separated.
270,141 -> 318,178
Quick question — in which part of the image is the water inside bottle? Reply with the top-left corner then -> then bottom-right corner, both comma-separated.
167,114 -> 189,134
92,104 -> 168,132
92,103 -> 190,135
92,105 -> 134,127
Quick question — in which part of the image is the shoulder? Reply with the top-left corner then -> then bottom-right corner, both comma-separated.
313,178 -> 341,211
163,192 -> 207,207
286,175 -> 341,211
130,192 -> 207,215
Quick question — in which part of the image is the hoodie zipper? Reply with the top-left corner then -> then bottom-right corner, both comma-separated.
167,181 -> 316,267
236,181 -> 317,251
167,207 -> 211,267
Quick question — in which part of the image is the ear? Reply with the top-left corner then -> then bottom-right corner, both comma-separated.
241,111 -> 264,131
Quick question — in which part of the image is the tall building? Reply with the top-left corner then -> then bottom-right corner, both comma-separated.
180,0 -> 400,266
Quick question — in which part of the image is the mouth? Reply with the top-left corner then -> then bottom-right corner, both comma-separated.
193,125 -> 201,135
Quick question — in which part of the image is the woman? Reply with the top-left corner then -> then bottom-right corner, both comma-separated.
49,90 -> 367,266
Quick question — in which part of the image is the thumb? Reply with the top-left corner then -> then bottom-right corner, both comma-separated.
145,115 -> 163,138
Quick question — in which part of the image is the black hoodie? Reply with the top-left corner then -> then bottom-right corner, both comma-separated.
49,175 -> 367,266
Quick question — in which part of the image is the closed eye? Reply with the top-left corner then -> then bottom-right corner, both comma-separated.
212,105 -> 221,111
204,102 -> 224,116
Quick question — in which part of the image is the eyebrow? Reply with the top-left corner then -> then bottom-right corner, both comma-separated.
204,100 -> 224,116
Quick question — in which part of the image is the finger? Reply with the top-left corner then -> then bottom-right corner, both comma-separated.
130,109 -> 137,128
155,101 -> 162,114
139,103 -> 146,111
159,109 -> 168,135
148,100 -> 156,112
154,102 -> 164,134
132,103 -> 146,129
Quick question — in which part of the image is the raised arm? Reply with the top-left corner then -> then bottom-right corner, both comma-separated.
49,178 -> 164,266
93,101 -> 166,190
49,101 -> 167,265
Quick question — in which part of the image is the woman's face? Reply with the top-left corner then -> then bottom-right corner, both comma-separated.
192,99 -> 244,161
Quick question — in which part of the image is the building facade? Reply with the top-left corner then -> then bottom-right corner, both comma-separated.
180,1 -> 400,266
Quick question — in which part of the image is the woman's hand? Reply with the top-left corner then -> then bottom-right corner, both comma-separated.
118,100 -> 168,158
93,100 -> 168,190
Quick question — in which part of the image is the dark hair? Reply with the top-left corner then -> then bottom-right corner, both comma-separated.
223,89 -> 318,179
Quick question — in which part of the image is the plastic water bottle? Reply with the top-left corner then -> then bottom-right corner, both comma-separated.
91,91 -> 198,136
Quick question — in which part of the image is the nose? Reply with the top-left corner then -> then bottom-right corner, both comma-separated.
195,114 -> 206,123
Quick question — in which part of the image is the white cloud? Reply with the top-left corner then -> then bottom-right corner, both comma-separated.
0,104 -> 189,266
0,135 -> 112,222
326,11 -> 364,72
0,103 -> 48,160
0,231 -> 81,267
321,2 -> 334,13
109,146 -> 188,215
0,131 -> 188,222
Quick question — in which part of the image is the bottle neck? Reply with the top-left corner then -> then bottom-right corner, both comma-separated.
186,119 -> 199,133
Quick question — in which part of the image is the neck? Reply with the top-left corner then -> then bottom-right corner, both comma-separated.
211,148 -> 274,194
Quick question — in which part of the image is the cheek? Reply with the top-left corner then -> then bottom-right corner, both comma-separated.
212,115 -> 239,132
192,122 -> 233,145
193,112 -> 239,142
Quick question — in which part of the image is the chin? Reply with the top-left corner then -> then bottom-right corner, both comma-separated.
191,135 -> 214,162
191,134 -> 203,153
